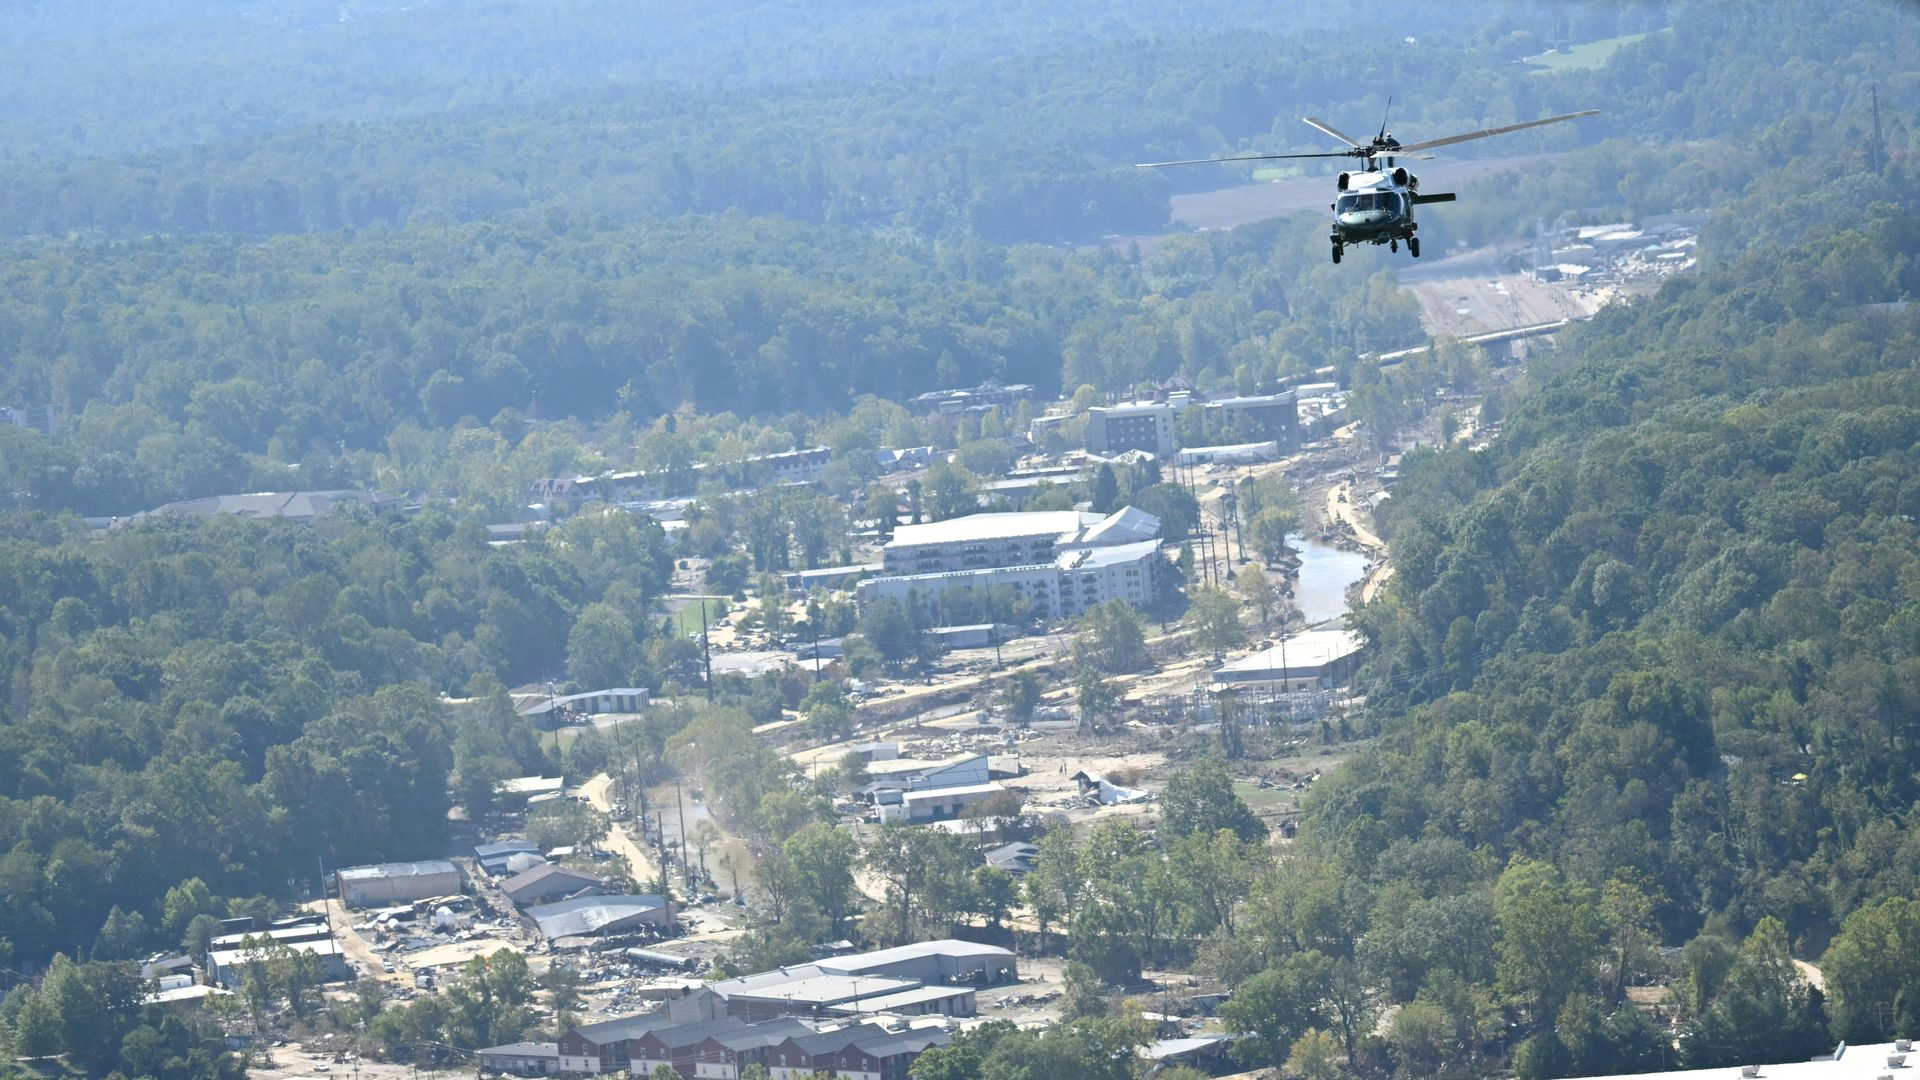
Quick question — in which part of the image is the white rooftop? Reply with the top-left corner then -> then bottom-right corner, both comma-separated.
888,511 -> 1097,549
500,776 -> 566,796
208,938 -> 343,967
726,973 -> 919,1005
338,859 -> 459,881
1093,401 -> 1175,416
146,984 -> 233,1006
861,753 -> 985,778
1215,629 -> 1366,677
1058,539 -> 1162,570
1066,506 -> 1161,547
1570,1043 -> 1914,1080
830,984 -> 979,1013
900,782 -> 1008,805
818,939 -> 1014,974
527,894 -> 668,939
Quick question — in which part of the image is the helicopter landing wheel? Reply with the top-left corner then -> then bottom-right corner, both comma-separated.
1331,244 -> 1342,264
1409,237 -> 1421,258
1390,239 -> 1398,253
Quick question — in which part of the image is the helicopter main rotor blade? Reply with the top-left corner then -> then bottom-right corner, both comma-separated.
1134,151 -> 1354,168
1395,109 -> 1599,153
1301,116 -> 1365,148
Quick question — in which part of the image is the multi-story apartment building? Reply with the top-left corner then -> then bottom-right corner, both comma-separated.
858,508 -> 1163,624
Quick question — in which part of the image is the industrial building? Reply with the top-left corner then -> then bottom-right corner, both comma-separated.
207,924 -> 333,953
910,381 -> 1035,416
1176,440 -> 1282,466
206,938 -> 352,988
859,753 -> 990,804
335,859 -> 463,907
814,939 -> 1016,984
476,1041 -> 559,1076
502,864 -> 607,907
497,776 -> 567,803
689,939 -> 1015,1023
544,940 -> 1010,1075
984,842 -> 1040,876
1209,628 -> 1367,693
475,839 -> 542,876
923,623 -> 1015,651
884,783 -> 1017,824
123,489 -> 403,527
527,894 -> 673,941
857,508 -> 1162,625
551,1014 -> 951,1079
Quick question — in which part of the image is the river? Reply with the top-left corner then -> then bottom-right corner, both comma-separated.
1289,533 -> 1372,624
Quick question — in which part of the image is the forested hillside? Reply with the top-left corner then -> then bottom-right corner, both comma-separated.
0,502 -> 678,951
0,213 -> 1421,516
1289,176 -> 1920,1072
0,1 -> 1903,244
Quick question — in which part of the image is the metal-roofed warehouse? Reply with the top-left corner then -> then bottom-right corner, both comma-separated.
502,863 -> 606,907
527,894 -> 671,941
1209,628 -> 1367,693
817,939 -> 1016,984
336,859 -> 462,907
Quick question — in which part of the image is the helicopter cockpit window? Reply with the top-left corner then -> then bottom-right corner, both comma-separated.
1338,192 -> 1398,215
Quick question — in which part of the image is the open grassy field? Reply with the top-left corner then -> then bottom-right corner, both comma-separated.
667,596 -> 731,638
1522,28 -> 1664,73
1251,164 -> 1311,183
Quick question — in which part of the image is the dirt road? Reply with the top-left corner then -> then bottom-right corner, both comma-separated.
1325,482 -> 1386,551
304,898 -> 405,986
580,773 -> 661,884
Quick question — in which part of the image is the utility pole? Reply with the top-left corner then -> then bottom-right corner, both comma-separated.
699,602 -> 714,702
1233,469 -> 1249,562
318,856 -> 332,935
1870,84 -> 1886,173
674,777 -> 693,891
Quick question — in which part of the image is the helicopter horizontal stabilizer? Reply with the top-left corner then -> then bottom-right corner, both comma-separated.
1411,192 -> 1457,204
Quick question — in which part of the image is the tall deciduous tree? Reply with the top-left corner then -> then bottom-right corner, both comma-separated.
1493,858 -> 1600,1026
1160,756 -> 1267,843
1184,585 -> 1246,657
567,602 -> 642,689
1822,896 -> 1920,1042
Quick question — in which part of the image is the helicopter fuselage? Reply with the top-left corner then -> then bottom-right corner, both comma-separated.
1333,172 -> 1413,245
1327,166 -> 1449,262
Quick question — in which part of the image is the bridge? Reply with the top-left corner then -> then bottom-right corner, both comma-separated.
1372,317 -> 1582,367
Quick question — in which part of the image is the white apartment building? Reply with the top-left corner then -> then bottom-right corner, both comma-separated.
858,509 -> 1163,624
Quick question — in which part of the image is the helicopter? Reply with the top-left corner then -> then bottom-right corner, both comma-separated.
1137,105 -> 1598,263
